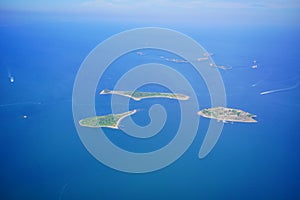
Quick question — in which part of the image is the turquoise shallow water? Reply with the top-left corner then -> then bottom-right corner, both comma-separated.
0,19 -> 300,199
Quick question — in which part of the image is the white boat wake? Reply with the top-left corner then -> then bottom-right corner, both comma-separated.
0,101 -> 42,107
251,71 -> 273,87
5,66 -> 14,83
260,82 -> 300,95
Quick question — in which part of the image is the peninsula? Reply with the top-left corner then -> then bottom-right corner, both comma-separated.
79,110 -> 137,129
198,107 -> 257,123
100,89 -> 189,101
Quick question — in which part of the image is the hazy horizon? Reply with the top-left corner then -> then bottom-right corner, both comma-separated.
1,0 -> 300,26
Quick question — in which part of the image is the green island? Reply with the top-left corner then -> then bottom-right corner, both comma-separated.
100,89 -> 189,101
198,107 -> 257,123
79,110 -> 137,129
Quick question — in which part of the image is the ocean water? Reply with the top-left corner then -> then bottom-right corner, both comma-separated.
0,19 -> 300,200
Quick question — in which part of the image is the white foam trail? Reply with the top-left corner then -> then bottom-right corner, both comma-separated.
5,66 -> 14,83
0,99 -> 73,108
251,72 -> 273,87
260,91 -> 274,95
6,66 -> 11,77
7,70 -> 11,78
58,183 -> 69,200
0,101 -> 42,107
260,82 -> 300,95
251,79 -> 264,87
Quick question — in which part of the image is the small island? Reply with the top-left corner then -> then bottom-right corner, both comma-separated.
198,107 -> 257,123
79,110 -> 137,129
209,63 -> 232,70
165,57 -> 188,63
100,89 -> 189,101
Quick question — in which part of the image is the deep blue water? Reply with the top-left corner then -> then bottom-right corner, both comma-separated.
0,18 -> 300,200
